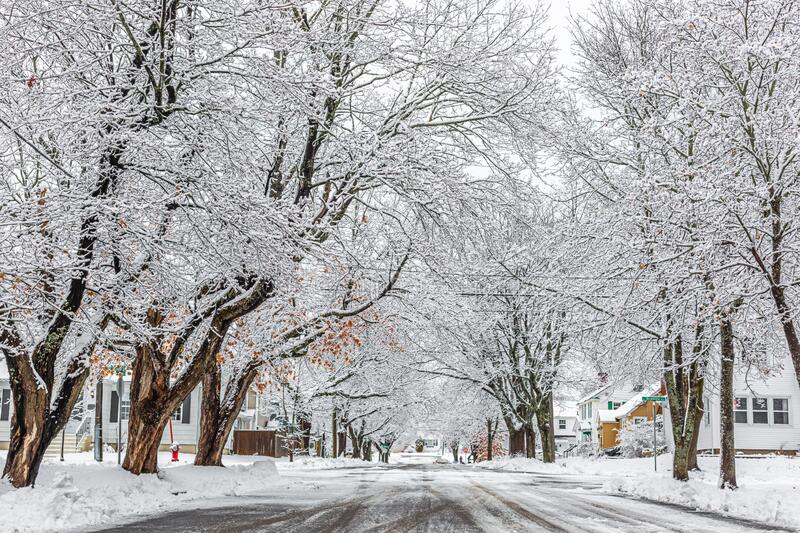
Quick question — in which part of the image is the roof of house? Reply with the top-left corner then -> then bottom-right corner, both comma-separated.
576,384 -> 611,404
596,383 -> 661,424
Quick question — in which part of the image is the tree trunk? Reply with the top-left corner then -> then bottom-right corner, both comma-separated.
535,395 -> 556,463
505,417 -> 525,456
331,410 -> 338,457
663,326 -> 706,481
2,338 -> 93,487
524,425 -> 536,459
719,315 -> 737,489
2,385 -> 50,488
688,406 -> 703,472
486,420 -> 494,462
122,339 -> 173,474
195,359 -> 256,467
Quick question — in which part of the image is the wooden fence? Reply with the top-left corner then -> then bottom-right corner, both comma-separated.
232,430 -> 290,457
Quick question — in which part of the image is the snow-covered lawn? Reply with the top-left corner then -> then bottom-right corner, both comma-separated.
477,454 -> 800,529
0,452 -> 376,533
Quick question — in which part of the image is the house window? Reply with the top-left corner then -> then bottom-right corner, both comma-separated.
1,388 -> 10,421
613,402 -> 621,410
588,403 -> 592,417
704,398 -> 711,425
558,419 -> 567,430
110,391 -> 129,422
633,416 -> 647,425
752,398 -> 768,424
173,396 -> 192,424
734,397 -> 748,423
773,398 -> 790,425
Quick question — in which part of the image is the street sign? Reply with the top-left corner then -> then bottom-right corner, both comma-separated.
642,395 -> 666,402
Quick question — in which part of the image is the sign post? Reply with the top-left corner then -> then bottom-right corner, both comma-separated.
116,376 -> 124,465
642,395 -> 667,472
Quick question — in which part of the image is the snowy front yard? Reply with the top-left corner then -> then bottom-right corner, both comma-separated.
0,452 -> 375,533
477,454 -> 800,530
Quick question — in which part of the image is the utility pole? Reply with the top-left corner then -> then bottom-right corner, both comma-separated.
94,380 -> 103,462
117,376 -> 123,465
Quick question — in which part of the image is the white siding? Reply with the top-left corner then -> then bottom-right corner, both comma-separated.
696,352 -> 800,453
0,378 -> 11,445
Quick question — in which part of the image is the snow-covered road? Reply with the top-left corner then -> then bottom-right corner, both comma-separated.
94,462 -> 787,532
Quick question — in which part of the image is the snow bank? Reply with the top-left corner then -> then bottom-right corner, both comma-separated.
477,454 -> 800,528
605,476 -> 798,528
474,456 -> 570,474
279,456 -> 374,470
0,455 -> 281,533
580,454 -> 800,529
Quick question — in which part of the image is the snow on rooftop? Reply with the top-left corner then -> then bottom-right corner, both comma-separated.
597,383 -> 661,423
576,384 -> 610,404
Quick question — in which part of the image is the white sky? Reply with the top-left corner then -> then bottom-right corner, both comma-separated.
547,0 -> 594,66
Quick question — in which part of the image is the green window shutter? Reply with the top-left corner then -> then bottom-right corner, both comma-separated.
607,401 -> 613,410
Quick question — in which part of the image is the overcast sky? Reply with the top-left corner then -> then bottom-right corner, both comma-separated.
548,0 -> 594,66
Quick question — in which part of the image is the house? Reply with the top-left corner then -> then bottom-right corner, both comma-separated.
576,383 -> 646,444
691,350 -> 800,455
0,357 -> 203,454
0,359 -> 10,450
595,383 -> 664,451
553,399 -> 578,455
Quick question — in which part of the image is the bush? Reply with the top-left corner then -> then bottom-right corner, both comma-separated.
617,415 -> 666,458
573,441 -> 601,458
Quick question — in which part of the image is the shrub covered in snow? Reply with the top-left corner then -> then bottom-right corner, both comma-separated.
572,441 -> 601,458
616,415 -> 666,458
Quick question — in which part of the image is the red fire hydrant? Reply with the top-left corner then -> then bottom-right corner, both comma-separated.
170,442 -> 180,462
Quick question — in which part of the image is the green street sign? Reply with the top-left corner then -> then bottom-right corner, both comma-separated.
642,395 -> 667,402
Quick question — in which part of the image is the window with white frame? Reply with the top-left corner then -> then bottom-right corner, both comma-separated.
172,405 -> 182,421
773,398 -> 790,425
704,398 -> 711,425
558,419 -> 566,430
633,416 -> 647,425
734,397 -> 748,423
752,398 -> 769,424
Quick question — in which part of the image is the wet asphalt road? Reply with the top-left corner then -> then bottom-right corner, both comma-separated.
94,463 -> 789,533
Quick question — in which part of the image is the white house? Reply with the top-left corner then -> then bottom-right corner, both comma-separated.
692,351 -> 800,455
0,357 -> 203,454
553,399 -> 578,455
576,383 -> 646,444
0,359 -> 10,449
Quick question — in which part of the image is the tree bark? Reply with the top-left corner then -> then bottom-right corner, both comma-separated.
688,406 -> 703,472
524,425 -> 536,459
505,416 -> 525,456
719,314 -> 737,489
195,359 -> 257,467
486,419 -> 494,461
663,323 -> 707,481
535,394 -> 556,463
122,337 -> 173,474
